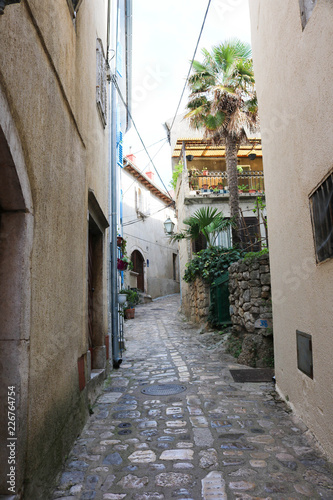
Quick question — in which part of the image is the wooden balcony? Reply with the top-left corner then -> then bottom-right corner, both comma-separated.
188,170 -> 265,195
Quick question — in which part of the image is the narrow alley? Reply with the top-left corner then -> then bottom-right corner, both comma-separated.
52,295 -> 333,500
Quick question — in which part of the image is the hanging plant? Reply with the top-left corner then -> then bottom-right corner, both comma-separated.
117,255 -> 133,271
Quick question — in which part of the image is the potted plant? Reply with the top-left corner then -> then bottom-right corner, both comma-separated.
238,184 -> 247,193
118,291 -> 127,304
117,255 -> 133,271
202,169 -> 208,176
122,289 -> 140,319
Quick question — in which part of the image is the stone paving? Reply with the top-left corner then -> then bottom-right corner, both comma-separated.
52,295 -> 333,500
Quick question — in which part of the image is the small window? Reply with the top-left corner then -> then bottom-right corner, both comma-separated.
192,233 -> 207,253
135,188 -> 150,218
296,330 -> 313,379
309,170 -> 333,263
173,253 -> 179,281
96,39 -> 107,127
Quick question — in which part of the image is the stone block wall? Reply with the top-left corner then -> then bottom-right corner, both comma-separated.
229,254 -> 273,367
188,277 -> 210,323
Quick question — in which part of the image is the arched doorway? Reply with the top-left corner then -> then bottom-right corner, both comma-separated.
0,90 -> 33,494
131,250 -> 144,291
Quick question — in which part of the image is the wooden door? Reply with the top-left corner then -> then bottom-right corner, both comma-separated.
88,234 -> 94,352
131,250 -> 144,291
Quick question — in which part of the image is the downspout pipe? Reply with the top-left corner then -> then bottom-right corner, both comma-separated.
125,0 -> 132,132
107,0 -> 121,368
110,76 -> 121,368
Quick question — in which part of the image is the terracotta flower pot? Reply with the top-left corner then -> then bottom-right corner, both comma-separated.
124,308 -> 135,319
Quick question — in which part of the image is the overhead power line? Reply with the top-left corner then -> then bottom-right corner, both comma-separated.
132,137 -> 166,156
122,138 -> 168,197
123,201 -> 174,227
169,0 -> 212,133
112,75 -> 173,200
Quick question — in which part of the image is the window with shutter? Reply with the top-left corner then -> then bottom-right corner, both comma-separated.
96,39 -> 107,127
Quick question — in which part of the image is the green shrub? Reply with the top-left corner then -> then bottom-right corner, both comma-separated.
243,248 -> 268,261
183,246 -> 245,284
170,162 -> 183,190
119,289 -> 140,307
226,335 -> 243,358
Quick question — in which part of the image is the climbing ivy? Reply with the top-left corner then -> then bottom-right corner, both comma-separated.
170,162 -> 183,190
183,246 -> 245,284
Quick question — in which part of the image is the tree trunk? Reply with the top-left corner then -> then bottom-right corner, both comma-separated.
225,136 -> 241,246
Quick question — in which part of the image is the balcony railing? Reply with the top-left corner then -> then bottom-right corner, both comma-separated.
188,170 -> 265,194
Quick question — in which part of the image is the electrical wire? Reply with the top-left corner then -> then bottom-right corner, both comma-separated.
123,231 -> 176,251
122,138 -> 169,197
131,137 -> 166,156
112,75 -> 173,199
123,202 -> 174,227
168,0 -> 212,133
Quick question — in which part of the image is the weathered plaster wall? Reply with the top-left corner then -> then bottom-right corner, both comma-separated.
0,0 -> 109,496
121,167 -> 180,299
250,0 -> 333,459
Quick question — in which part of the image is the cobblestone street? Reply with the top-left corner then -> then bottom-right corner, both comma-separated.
52,295 -> 333,500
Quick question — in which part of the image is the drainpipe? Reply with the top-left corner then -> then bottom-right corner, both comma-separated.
107,0 -> 121,368
125,0 -> 132,132
110,78 -> 121,368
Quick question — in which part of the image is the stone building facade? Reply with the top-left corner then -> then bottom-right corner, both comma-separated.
0,1 -> 130,497
121,155 -> 180,299
168,116 -> 266,321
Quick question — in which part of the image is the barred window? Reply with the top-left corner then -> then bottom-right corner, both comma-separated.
96,39 -> 107,128
309,170 -> 333,263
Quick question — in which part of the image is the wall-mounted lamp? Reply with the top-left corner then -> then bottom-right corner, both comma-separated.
0,0 -> 21,15
248,153 -> 257,161
186,154 -> 194,162
164,217 -> 175,235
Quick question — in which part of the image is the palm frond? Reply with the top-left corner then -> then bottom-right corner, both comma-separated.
205,111 -> 226,131
186,38 -> 259,143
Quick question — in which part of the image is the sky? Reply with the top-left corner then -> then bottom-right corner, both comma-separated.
124,0 -> 252,192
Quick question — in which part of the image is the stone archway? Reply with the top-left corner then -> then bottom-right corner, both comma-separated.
0,86 -> 33,495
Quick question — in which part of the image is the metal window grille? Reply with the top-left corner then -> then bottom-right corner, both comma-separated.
309,170 -> 333,263
96,39 -> 107,127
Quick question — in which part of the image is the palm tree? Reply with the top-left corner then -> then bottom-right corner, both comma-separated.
185,39 -> 259,246
170,206 -> 234,249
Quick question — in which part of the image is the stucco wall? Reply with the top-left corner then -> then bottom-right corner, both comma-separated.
121,167 -> 180,299
0,1 -> 109,496
250,0 -> 333,459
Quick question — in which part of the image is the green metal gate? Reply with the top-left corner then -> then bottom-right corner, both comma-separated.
210,273 -> 231,326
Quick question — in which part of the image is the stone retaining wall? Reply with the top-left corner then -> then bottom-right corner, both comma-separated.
228,254 -> 273,367
187,277 -> 210,323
